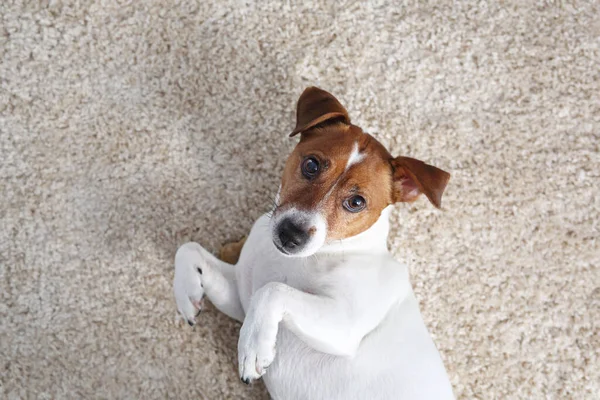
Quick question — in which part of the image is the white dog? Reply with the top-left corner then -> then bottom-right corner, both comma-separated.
174,87 -> 454,399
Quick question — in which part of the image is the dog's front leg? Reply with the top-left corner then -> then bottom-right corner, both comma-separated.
238,282 -> 363,383
174,242 -> 245,325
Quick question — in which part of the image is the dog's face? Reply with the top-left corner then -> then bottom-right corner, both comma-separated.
271,87 -> 450,257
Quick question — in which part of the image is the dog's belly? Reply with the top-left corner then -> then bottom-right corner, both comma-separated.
263,297 -> 453,400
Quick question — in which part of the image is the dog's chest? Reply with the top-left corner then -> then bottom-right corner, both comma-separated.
238,215 -> 342,301
252,250 -> 339,296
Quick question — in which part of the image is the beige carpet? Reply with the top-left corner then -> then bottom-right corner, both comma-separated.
1,1 -> 598,399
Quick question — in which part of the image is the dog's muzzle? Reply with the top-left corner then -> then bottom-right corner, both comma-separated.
271,208 -> 326,257
276,218 -> 309,254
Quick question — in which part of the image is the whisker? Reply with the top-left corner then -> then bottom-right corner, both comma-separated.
312,253 -> 320,264
263,191 -> 281,220
338,239 -> 345,260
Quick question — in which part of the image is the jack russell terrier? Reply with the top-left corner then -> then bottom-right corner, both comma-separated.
174,87 -> 454,399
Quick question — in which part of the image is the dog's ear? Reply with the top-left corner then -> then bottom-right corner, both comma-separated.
390,156 -> 450,208
290,87 -> 350,137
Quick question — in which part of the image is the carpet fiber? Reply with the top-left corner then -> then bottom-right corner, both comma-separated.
1,1 -> 598,399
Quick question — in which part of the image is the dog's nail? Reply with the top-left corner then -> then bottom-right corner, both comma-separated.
197,267 -> 202,275
187,319 -> 195,327
196,308 -> 202,317
241,377 -> 250,385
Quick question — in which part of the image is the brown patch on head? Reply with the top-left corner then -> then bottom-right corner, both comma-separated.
279,124 -> 394,240
275,87 -> 451,246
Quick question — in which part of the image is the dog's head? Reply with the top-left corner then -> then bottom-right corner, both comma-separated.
271,87 -> 450,257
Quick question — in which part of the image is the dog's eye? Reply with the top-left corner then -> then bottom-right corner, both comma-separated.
343,195 -> 367,213
301,157 -> 320,179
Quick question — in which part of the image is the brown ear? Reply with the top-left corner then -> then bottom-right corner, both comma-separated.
390,156 -> 450,208
290,87 -> 350,136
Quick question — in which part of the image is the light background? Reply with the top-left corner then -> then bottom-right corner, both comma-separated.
1,1 -> 598,399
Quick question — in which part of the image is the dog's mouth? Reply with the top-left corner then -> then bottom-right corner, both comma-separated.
273,241 -> 292,256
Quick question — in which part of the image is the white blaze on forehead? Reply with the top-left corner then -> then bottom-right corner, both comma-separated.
319,141 -> 365,206
345,142 -> 365,171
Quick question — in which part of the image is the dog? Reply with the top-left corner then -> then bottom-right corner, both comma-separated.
174,87 -> 454,399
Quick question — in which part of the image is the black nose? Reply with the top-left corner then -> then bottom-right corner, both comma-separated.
277,219 -> 309,252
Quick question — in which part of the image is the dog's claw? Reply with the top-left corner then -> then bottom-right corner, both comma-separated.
187,319 -> 195,327
241,377 -> 250,385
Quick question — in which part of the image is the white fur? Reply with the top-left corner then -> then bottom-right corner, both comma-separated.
345,141 -> 365,170
174,206 -> 454,399
273,184 -> 281,206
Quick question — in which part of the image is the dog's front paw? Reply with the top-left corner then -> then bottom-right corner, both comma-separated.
238,320 -> 277,384
237,283 -> 284,383
174,242 -> 206,326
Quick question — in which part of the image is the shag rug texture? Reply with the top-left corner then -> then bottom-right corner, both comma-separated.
1,1 -> 598,399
